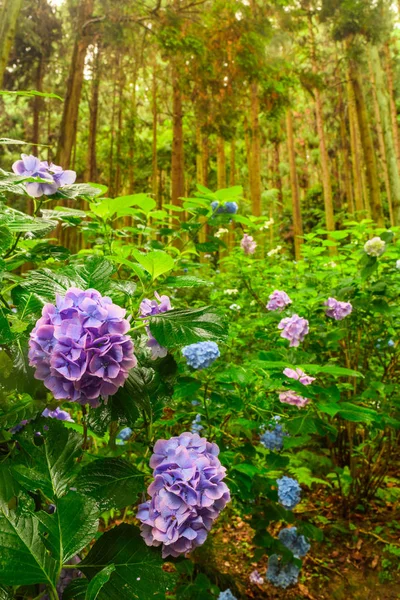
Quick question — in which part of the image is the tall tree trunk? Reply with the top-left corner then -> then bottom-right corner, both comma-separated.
115,74 -> 124,197
347,75 -> 364,213
229,140 -> 236,186
152,63 -> 158,204
286,109 -> 303,260
171,63 -> 184,205
384,42 -> 400,172
348,57 -> 384,226
128,67 -> 137,194
0,0 -> 23,86
273,141 -> 283,218
338,83 -> 354,214
32,55 -> 44,156
250,82 -> 261,215
56,0 -> 94,168
309,17 -> 335,237
86,42 -> 101,182
108,73 -> 117,197
216,136 -> 226,189
370,45 -> 400,225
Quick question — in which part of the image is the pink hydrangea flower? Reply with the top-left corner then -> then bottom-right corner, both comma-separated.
283,367 -> 315,386
324,297 -> 352,321
240,234 -> 257,255
266,290 -> 292,312
279,390 -> 310,408
278,315 -> 309,347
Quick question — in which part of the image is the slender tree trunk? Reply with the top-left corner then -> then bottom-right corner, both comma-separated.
370,45 -> 400,225
128,68 -> 137,194
347,75 -> 364,213
0,0 -> 24,86
32,55 -> 44,156
171,63 -> 185,205
86,42 -> 101,182
196,125 -> 203,184
229,140 -> 236,186
250,82 -> 262,215
273,141 -> 283,218
348,58 -> 384,226
338,83 -> 354,213
384,42 -> 400,172
152,63 -> 158,204
115,75 -> 124,197
286,109 -> 303,260
56,0 -> 94,168
108,73 -> 117,197
217,136 -> 226,189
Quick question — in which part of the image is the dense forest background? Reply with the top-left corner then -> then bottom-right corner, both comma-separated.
1,0 -> 400,254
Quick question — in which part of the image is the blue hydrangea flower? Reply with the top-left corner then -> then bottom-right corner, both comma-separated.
224,202 -> 238,214
218,590 -> 237,600
277,476 -> 301,510
182,341 -> 220,370
266,554 -> 300,589
260,418 -> 288,451
117,427 -> 133,441
278,527 -> 310,558
211,201 -> 224,213
191,414 -> 204,434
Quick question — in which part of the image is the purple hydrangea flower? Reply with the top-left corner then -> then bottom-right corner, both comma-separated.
278,315 -> 309,347
137,432 -> 230,558
364,237 -> 385,257
139,292 -> 172,360
266,554 -> 300,589
279,390 -> 309,408
42,407 -> 74,422
240,233 -> 257,255
249,569 -> 264,585
12,154 -> 76,198
278,527 -> 310,558
182,341 -> 220,370
283,367 -> 315,386
277,476 -> 301,510
28,287 -> 137,407
324,297 -> 352,321
266,290 -> 292,311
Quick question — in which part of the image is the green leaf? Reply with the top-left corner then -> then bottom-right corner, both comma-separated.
338,402 -> 379,423
0,585 -> 13,600
80,524 -> 175,600
0,506 -> 58,587
0,89 -> 63,100
132,250 -> 174,281
0,393 -> 45,429
37,493 -> 99,564
65,256 -> 115,292
12,421 -> 82,499
85,565 -> 116,600
214,185 -> 243,200
21,268 -> 72,301
0,227 -> 12,253
64,579 -> 89,600
164,275 -> 212,288
76,458 -> 144,513
149,306 -> 227,348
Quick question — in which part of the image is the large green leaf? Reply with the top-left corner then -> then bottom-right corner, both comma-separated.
64,579 -> 89,600
338,402 -> 379,423
76,458 -> 144,512
0,506 -> 58,588
63,256 -> 115,293
12,421 -> 82,499
86,565 -> 116,600
21,268 -> 72,301
149,306 -> 227,348
0,226 -> 12,253
80,524 -> 175,600
37,493 -> 99,564
0,393 -> 44,429
132,250 -> 174,281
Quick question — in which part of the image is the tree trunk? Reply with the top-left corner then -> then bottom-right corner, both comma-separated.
56,0 -> 94,168
86,42 -> 101,182
384,42 -> 400,172
108,73 -> 117,197
338,84 -> 354,213
309,17 -> 335,236
250,82 -> 261,215
128,68 -> 137,194
348,58 -> 384,226
152,63 -> 158,204
370,45 -> 400,225
286,109 -> 303,260
171,63 -> 185,205
347,75 -> 364,213
0,0 -> 24,86
229,140 -> 236,186
273,141 -> 283,218
32,55 -> 44,156
115,75 -> 124,197
216,136 -> 226,189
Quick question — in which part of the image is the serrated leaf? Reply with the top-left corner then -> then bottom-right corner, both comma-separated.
64,256 -> 115,293
12,421 -> 82,499
0,227 -> 12,253
338,402 -> 379,423
85,565 -> 115,600
37,493 -> 99,564
76,458 -> 144,513
0,393 -> 43,429
149,306 -> 227,348
21,268 -> 72,301
132,250 -> 174,281
79,524 -> 175,600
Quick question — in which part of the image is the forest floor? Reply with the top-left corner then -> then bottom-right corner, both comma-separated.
201,483 -> 400,600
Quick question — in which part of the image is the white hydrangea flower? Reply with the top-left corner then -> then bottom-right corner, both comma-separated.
214,227 -> 229,238
229,303 -> 241,311
224,289 -> 239,295
364,237 -> 385,257
267,245 -> 282,257
396,259 -> 400,270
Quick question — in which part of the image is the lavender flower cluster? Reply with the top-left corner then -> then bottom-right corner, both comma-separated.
260,417 -> 288,452
240,233 -> 257,254
12,154 -> 76,197
137,432 -> 230,558
277,476 -> 301,510
182,341 -> 220,370
278,314 -> 309,347
211,201 -> 238,214
29,287 -> 136,406
266,290 -> 292,311
139,292 -> 172,359
324,297 -> 352,321
266,527 -> 310,589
